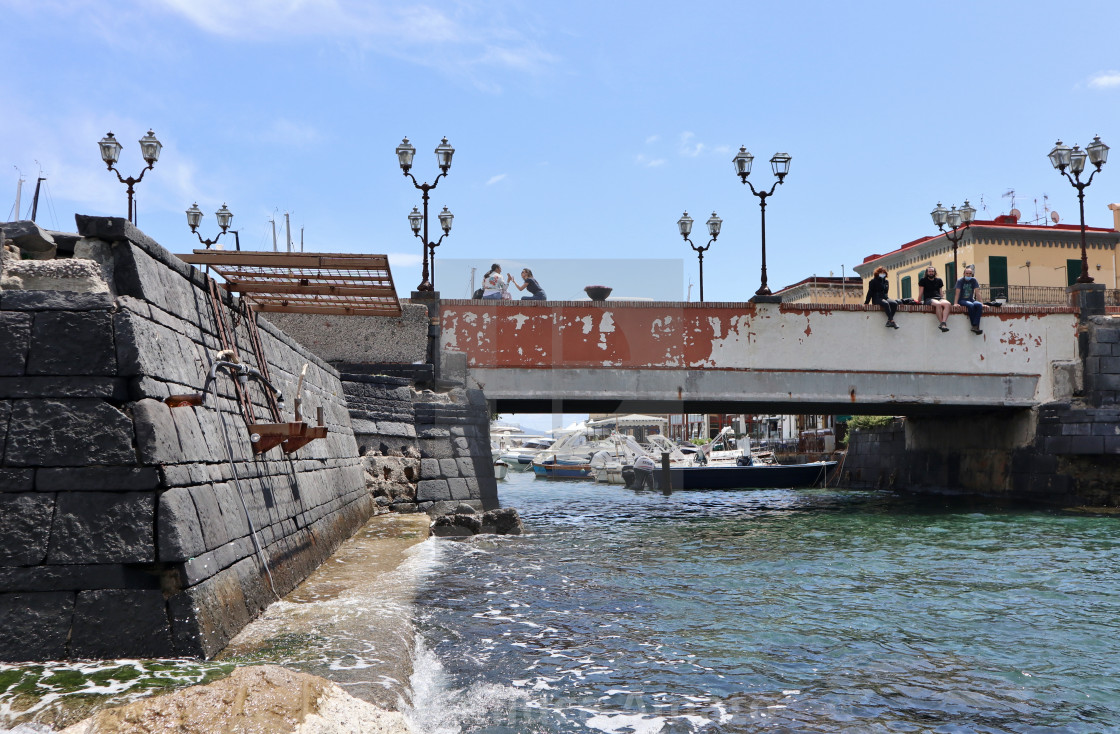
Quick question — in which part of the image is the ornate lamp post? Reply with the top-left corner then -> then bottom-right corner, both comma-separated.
733,147 -> 790,296
396,137 -> 454,292
677,211 -> 722,302
98,130 -> 162,225
186,203 -> 234,249
408,204 -> 454,287
930,199 -> 976,279
1049,136 -> 1109,284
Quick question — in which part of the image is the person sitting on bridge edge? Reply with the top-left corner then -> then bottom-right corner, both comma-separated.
481,263 -> 509,300
955,265 -> 984,335
509,268 -> 547,300
865,266 -> 900,329
918,265 -> 952,332
633,454 -> 658,490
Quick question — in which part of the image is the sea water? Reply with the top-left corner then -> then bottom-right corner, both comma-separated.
4,473 -> 1120,733
405,472 -> 1120,733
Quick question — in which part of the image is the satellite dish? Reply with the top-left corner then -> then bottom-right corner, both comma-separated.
1010,207 -> 1021,220
1051,210 -> 1060,224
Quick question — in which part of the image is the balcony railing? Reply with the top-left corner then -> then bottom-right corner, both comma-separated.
973,284 -> 1120,305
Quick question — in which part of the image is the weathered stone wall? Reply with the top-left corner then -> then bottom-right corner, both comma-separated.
0,217 -> 372,661
339,372 -> 498,516
263,307 -> 428,365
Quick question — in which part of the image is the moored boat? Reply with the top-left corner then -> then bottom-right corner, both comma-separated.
532,456 -> 593,478
493,459 -> 509,480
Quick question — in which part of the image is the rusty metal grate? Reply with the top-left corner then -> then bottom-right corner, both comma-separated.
178,250 -> 401,316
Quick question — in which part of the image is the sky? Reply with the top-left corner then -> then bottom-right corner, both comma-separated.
4,0 -> 1120,430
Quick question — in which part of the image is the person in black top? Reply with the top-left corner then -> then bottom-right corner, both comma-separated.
918,265 -> 951,332
509,268 -> 547,300
865,266 -> 899,328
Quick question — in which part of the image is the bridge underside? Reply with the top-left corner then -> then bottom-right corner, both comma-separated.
470,367 -> 1041,417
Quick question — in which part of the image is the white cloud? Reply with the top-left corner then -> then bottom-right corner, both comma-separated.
153,0 -> 557,87
1088,71 -> 1120,89
486,173 -> 508,185
635,154 -> 665,168
679,131 -> 704,157
645,134 -> 660,144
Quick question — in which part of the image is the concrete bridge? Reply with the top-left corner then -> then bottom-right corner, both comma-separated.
438,300 -> 1082,416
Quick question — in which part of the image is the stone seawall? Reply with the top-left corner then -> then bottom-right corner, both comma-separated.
1,217 -> 372,660
842,314 -> 1120,505
340,372 -> 498,516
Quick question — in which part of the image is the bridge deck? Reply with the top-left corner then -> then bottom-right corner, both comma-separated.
438,300 -> 1080,415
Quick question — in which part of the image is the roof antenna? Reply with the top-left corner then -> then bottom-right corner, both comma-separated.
1002,188 -> 1016,213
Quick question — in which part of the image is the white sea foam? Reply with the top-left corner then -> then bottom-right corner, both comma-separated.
404,634 -> 527,733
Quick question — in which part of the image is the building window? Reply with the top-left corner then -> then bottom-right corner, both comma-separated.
901,276 -> 912,300
1067,259 -> 1082,286
988,256 -> 1007,300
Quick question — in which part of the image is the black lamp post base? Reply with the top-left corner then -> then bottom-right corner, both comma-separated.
750,294 -> 782,304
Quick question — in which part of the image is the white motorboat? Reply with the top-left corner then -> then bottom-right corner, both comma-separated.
493,459 -> 509,480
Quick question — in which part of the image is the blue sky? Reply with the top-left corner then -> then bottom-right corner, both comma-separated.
4,0 -> 1119,304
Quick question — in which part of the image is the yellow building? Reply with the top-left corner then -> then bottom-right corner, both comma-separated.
854,207 -> 1120,303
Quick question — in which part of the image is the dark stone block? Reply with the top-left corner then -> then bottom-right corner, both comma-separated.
1070,436 -> 1105,454
133,398 -> 184,465
1091,422 -> 1120,436
448,477 -> 470,500
27,311 -> 116,375
6,398 -> 135,466
417,438 -> 455,459
0,592 -> 74,662
1104,436 -> 1120,454
0,400 -> 8,461
0,564 -> 162,592
72,589 -> 175,658
0,312 -> 31,376
0,376 -> 129,399
37,466 -> 160,492
159,487 -> 207,562
0,493 -> 54,565
191,484 -> 232,551
47,491 -> 156,563
0,290 -> 114,311
0,468 -> 34,492
439,458 -> 460,477
1061,422 -> 1093,436
416,479 -> 451,502
1095,328 -> 1120,344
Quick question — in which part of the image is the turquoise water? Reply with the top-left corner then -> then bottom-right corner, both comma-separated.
408,472 -> 1120,732
4,473 -> 1119,733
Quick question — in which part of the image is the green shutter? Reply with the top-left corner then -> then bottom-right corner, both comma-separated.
988,256 -> 1008,300
944,262 -> 956,303
901,276 -> 912,300
1067,259 -> 1081,286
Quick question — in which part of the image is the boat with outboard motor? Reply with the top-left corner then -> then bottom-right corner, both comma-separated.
618,429 -> 837,490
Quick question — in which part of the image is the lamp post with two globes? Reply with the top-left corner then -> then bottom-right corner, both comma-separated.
1048,136 -> 1109,284
98,130 -> 162,225
930,199 -> 976,283
676,211 -> 722,302
395,137 -> 455,292
733,147 -> 791,297
186,203 -> 234,250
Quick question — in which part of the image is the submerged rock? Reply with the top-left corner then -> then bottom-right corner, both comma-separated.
431,507 -> 524,537
60,664 -> 416,734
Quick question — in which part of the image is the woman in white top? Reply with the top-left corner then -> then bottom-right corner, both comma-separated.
481,263 -> 508,300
